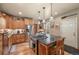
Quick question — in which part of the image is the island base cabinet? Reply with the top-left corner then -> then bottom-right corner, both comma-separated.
38,39 -> 64,55
38,43 -> 49,55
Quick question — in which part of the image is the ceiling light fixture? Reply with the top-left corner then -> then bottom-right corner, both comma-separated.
42,7 -> 46,23
18,12 -> 22,15
38,11 -> 41,24
49,3 -> 54,21
38,11 -> 41,20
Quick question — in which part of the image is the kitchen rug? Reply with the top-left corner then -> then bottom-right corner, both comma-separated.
64,45 -> 79,55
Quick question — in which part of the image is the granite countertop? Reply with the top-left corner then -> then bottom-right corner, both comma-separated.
3,32 -> 25,38
0,29 -> 25,38
38,36 -> 62,45
31,33 -> 62,45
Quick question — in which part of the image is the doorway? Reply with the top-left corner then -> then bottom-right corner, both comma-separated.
60,15 -> 77,48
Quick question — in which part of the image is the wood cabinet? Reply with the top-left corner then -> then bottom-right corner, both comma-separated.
12,18 -> 33,29
0,12 -> 13,29
24,18 -> 33,25
38,39 -> 64,55
0,14 -> 10,29
0,12 -> 33,29
7,16 -> 14,29
12,19 -> 25,29
38,42 -> 50,55
0,33 -> 10,55
12,34 -> 26,44
3,33 -> 10,55
0,33 -> 3,54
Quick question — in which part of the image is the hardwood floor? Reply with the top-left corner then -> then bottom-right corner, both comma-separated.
10,42 -> 71,55
10,42 -> 35,55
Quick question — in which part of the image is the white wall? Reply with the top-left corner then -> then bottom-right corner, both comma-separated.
54,8 -> 79,48
55,8 -> 79,35
77,15 -> 79,48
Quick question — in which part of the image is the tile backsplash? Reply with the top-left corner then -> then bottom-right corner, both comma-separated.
0,29 -> 25,34
13,29 -> 25,34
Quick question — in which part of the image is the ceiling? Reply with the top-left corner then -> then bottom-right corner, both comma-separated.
0,3 -> 79,19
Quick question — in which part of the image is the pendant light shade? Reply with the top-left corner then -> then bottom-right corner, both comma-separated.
49,16 -> 53,21
42,7 -> 46,23
37,11 -> 41,24
51,3 -> 53,16
37,3 -> 54,24
49,3 -> 54,22
38,11 -> 41,20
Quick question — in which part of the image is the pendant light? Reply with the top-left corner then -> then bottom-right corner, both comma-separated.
38,11 -> 41,24
49,3 -> 54,21
42,7 -> 45,23
38,11 -> 41,20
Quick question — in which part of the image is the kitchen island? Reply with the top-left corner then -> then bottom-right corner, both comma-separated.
30,34 -> 64,55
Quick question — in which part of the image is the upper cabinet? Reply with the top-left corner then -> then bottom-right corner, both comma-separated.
0,11 -> 33,29
0,12 -> 12,29
0,12 -> 7,29
11,18 -> 33,29
24,18 -> 33,25
0,17 -> 6,29
12,19 -> 25,29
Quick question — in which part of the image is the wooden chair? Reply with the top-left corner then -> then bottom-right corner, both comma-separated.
49,38 -> 64,55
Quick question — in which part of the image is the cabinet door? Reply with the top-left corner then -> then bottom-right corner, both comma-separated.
25,19 -> 30,25
18,20 -> 25,28
0,41 -> 2,54
12,20 -> 16,29
8,17 -> 13,29
21,35 -> 26,42
29,19 -> 33,25
38,42 -> 48,55
12,20 -> 25,29
15,35 -> 21,43
12,35 -> 17,44
0,34 -> 3,54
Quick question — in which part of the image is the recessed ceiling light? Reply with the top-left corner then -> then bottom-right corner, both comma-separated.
55,12 -> 58,15
18,12 -> 22,15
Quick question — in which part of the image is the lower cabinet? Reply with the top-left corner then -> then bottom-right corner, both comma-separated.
0,34 -> 3,54
12,34 -> 26,44
38,42 -> 48,55
0,33 -> 9,55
